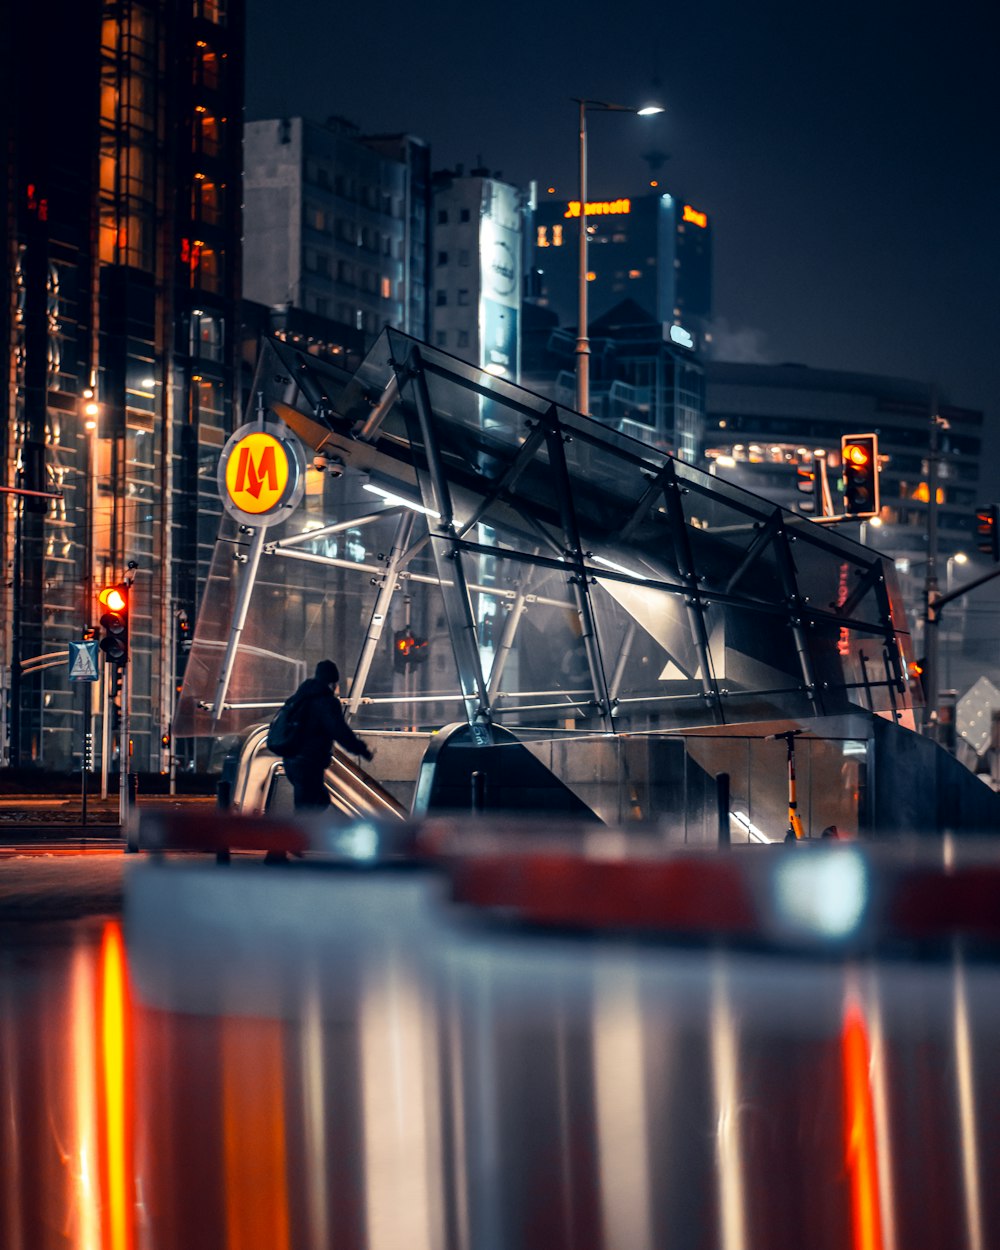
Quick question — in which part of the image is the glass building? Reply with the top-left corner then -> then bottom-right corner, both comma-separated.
169,330 -> 1000,839
2,0 -> 244,771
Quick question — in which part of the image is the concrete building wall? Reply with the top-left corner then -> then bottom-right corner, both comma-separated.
243,119 -> 304,308
431,172 -> 525,381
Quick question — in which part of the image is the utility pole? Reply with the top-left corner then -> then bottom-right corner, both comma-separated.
923,389 -> 943,737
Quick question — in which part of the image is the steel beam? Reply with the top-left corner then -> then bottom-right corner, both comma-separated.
770,521 -> 821,713
346,509 -> 415,719
211,525 -> 267,721
661,461 -> 724,721
541,406 -> 614,730
394,346 -> 492,734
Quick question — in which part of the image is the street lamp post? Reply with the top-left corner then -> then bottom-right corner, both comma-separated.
573,98 -> 663,416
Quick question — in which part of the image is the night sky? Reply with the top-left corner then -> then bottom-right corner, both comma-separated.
246,0 -> 998,428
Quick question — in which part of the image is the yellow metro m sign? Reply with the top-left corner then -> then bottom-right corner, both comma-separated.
218,421 -> 306,527
225,432 -> 288,513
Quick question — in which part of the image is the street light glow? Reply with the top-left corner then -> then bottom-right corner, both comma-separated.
637,105 -> 664,116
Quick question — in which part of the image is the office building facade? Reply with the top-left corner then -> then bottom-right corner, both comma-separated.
531,190 -> 713,344
2,0 -> 244,771
521,299 -> 704,461
702,361 -> 986,670
430,169 -> 527,381
243,117 -> 431,347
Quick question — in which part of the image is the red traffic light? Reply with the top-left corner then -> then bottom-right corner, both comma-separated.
843,443 -> 870,468
97,582 -> 130,664
975,504 -> 1000,562
98,585 -> 127,613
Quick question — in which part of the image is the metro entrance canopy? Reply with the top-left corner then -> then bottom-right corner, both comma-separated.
174,329 -> 918,746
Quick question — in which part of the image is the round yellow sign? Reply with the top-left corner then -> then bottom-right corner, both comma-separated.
224,431 -> 290,515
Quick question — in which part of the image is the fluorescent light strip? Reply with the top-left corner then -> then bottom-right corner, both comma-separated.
592,554 -> 648,581
363,483 -> 440,518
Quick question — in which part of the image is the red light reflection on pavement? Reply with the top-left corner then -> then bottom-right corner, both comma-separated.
221,1021 -> 291,1250
100,921 -> 134,1250
842,1001 -> 883,1250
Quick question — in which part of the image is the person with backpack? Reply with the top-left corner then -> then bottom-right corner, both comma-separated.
271,659 -> 374,811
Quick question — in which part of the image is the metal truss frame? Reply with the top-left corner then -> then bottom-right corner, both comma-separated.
200,330 -> 914,738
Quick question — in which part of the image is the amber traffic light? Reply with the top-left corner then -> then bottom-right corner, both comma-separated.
393,629 -> 428,673
98,583 -> 130,665
840,433 -> 880,517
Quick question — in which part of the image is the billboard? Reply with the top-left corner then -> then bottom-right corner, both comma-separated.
478,182 -> 522,381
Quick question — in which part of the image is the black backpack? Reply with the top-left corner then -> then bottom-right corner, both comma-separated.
266,689 -> 310,756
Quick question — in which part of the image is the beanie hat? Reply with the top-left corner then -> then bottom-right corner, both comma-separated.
315,659 -> 339,686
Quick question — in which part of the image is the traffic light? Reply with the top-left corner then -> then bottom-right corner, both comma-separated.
393,629 -> 428,673
98,583 -> 130,665
840,433 -> 880,516
796,464 -> 817,514
975,504 -> 1000,562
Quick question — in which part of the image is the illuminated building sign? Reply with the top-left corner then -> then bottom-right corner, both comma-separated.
682,204 -> 708,228
564,198 -> 631,218
225,432 -> 288,513
668,324 -> 695,349
218,421 -> 306,526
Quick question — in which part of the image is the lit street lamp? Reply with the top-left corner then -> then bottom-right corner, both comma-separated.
573,98 -> 663,415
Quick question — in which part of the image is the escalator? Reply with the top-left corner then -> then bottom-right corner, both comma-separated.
223,724 -> 407,822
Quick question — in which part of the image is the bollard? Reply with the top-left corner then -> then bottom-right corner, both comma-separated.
471,770 -> 487,813
217,779 -> 232,811
715,772 -> 730,848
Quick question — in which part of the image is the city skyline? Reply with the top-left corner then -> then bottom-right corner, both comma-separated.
246,0 -> 998,429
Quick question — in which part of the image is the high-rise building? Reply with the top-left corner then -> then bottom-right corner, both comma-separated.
243,117 -> 431,346
701,361 -> 987,677
2,0 -> 244,771
430,168 -> 528,381
531,190 -> 713,345
521,299 -> 704,460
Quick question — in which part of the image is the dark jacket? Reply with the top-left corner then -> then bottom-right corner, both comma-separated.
287,677 -> 371,765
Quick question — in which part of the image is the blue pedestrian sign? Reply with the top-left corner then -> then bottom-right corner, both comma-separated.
68,640 -> 99,682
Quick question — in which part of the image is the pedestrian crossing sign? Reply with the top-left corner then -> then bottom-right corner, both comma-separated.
68,640 -> 99,682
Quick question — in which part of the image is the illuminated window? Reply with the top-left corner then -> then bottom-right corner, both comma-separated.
193,179 -> 222,225
194,375 -> 224,419
380,276 -> 392,299
195,112 -> 222,158
537,226 -> 549,248
191,245 -> 223,293
194,0 -> 227,23
628,269 -> 641,279
190,310 -> 223,361
553,225 -> 563,246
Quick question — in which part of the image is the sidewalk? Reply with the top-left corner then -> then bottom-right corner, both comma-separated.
0,793 -> 216,845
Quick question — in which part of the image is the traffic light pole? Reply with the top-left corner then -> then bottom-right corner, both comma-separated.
119,660 -> 130,832
100,663 -> 111,799
923,404 -> 942,735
